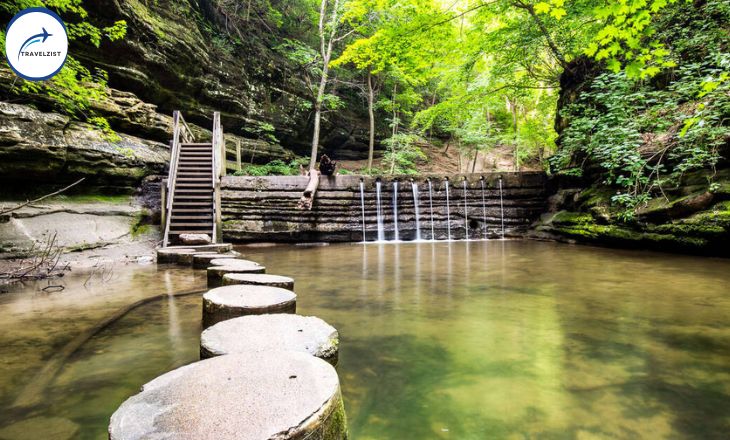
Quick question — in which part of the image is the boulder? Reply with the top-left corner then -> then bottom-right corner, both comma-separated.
179,233 -> 212,245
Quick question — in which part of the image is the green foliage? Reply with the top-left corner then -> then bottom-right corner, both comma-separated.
2,0 -> 127,135
88,116 -> 121,143
552,0 -> 729,219
382,132 -> 427,174
233,158 -> 308,176
247,121 -> 279,144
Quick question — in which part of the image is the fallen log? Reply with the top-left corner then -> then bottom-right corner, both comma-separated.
297,170 -> 320,210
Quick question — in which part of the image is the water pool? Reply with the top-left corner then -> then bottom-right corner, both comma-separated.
1,241 -> 729,439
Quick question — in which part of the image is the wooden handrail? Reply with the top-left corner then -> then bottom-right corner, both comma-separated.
211,112 -> 223,244
163,111 -> 195,247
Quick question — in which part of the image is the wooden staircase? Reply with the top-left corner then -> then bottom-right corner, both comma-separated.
163,112 -> 225,247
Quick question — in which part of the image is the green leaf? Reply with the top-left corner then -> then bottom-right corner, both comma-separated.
534,2 -> 551,14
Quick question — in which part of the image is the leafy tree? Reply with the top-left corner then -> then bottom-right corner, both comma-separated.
1,0 -> 126,127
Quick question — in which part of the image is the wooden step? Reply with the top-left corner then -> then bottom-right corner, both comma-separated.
173,195 -> 213,200
169,231 -> 213,236
173,201 -> 212,206
170,222 -> 214,228
174,188 -> 212,193
171,215 -> 213,220
176,184 -> 213,189
170,208 -> 211,213
177,177 -> 212,181
181,143 -> 213,147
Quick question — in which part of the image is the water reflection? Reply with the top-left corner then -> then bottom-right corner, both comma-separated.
0,241 -> 728,439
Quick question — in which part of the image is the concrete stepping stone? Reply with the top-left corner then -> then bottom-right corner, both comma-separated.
192,253 -> 240,269
201,314 -> 339,364
178,251 -> 217,265
207,261 -> 266,287
202,285 -> 296,328
222,273 -> 295,290
156,248 -> 196,264
108,351 -> 347,440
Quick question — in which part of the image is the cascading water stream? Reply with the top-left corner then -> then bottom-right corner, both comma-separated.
392,181 -> 399,241
428,179 -> 435,240
376,180 -> 385,242
462,179 -> 469,241
480,179 -> 487,240
498,177 -> 505,239
360,180 -> 366,242
445,179 -> 452,241
411,181 -> 422,241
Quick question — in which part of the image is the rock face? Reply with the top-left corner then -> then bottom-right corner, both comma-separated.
531,168 -> 730,256
108,351 -> 348,440
0,102 -> 167,191
200,314 -> 339,364
73,0 -> 368,156
221,173 -> 549,242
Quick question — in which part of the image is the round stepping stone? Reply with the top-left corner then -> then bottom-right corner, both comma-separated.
156,248 -> 195,264
201,314 -> 339,364
207,261 -> 266,287
179,251 -> 216,265
209,258 -> 261,266
108,352 -> 347,440
202,285 -> 296,328
222,273 -> 295,290
192,253 -> 240,269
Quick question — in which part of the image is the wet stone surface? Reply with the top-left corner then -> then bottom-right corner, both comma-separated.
109,351 -> 347,440
202,285 -> 296,328
222,273 -> 295,290
201,314 -> 339,364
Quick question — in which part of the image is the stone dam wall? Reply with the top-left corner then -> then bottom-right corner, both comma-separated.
220,173 -> 549,242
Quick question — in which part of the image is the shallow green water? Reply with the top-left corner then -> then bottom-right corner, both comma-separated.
1,241 -> 730,439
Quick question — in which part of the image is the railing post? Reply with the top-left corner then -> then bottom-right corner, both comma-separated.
236,139 -> 242,172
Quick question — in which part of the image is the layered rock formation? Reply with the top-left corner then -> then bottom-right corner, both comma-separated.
532,168 -> 730,256
221,173 -> 548,242
0,0 -> 372,191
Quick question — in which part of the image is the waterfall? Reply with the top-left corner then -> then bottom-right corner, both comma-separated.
411,182 -> 422,241
428,179 -> 435,240
498,177 -> 505,239
462,179 -> 469,241
445,179 -> 452,241
480,179 -> 487,240
392,181 -> 399,241
360,180 -> 366,242
376,180 -> 385,241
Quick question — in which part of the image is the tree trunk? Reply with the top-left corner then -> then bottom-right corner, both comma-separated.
471,150 -> 478,173
511,98 -> 519,171
367,72 -> 375,171
298,170 -> 321,210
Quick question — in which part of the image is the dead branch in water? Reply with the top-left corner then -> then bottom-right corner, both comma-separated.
0,232 -> 69,282
0,178 -> 85,216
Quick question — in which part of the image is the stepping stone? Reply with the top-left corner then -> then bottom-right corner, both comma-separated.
192,253 -> 240,269
222,273 -> 295,290
202,285 -> 296,328
201,314 -> 339,364
156,248 -> 196,264
108,352 -> 347,440
207,261 -> 266,287
179,251 -> 217,265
